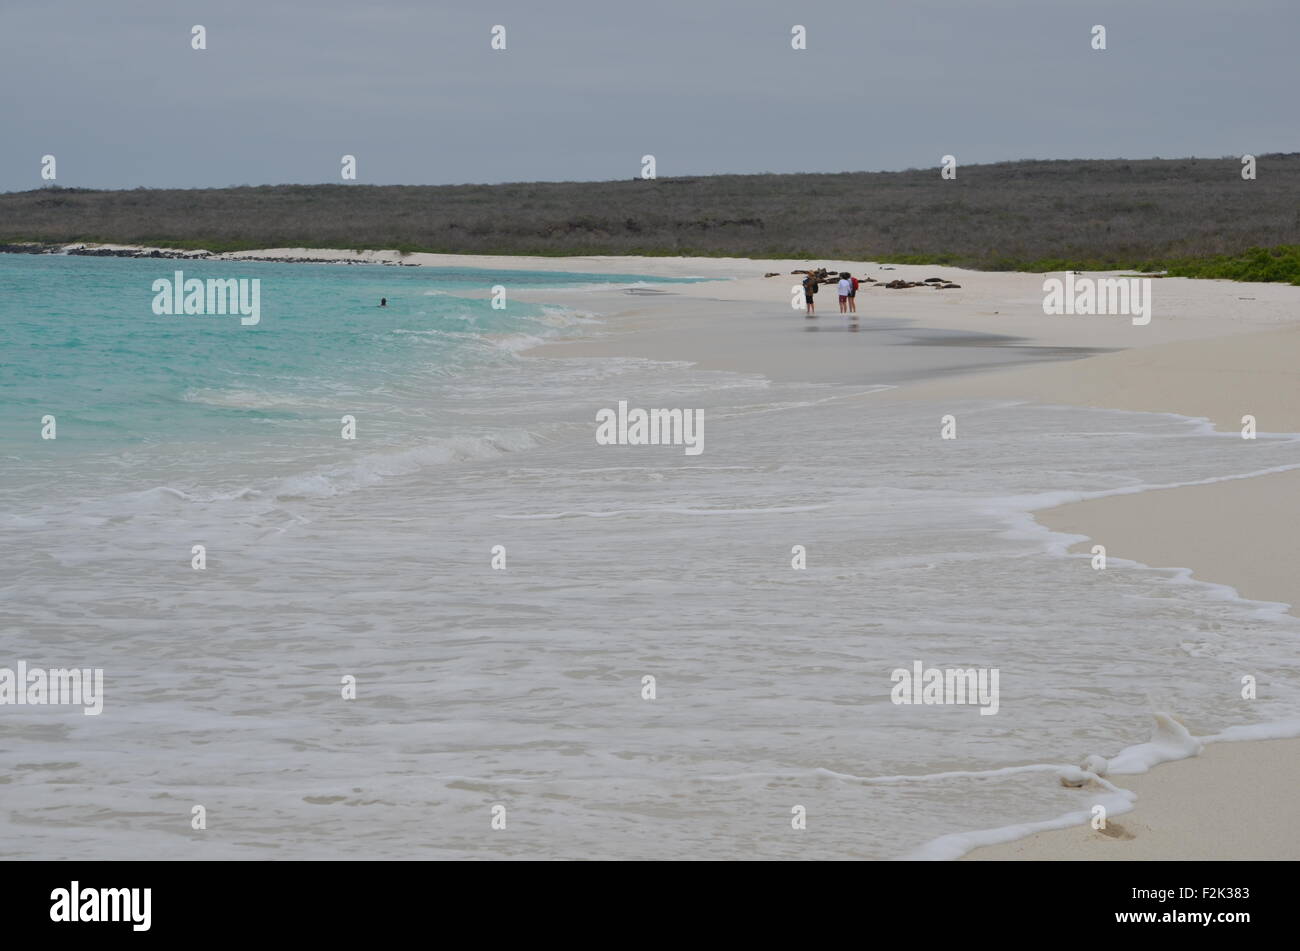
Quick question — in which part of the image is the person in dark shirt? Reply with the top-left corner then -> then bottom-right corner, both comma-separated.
802,274 -> 818,316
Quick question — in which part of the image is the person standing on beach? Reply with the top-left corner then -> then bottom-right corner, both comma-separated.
837,272 -> 852,314
802,273 -> 818,316
848,275 -> 859,314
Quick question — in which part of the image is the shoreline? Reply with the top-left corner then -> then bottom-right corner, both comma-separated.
21,246 -> 1300,860
517,255 -> 1300,861
962,735 -> 1300,860
499,250 -> 1300,860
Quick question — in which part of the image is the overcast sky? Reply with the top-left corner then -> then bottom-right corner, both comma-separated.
2,0 -> 1296,192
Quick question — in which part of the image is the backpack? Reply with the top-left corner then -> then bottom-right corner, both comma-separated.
851,277 -> 860,291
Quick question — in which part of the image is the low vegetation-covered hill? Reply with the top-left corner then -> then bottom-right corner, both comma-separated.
4,155 -> 1299,281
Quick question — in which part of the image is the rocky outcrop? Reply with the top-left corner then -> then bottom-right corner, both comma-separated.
879,278 -> 961,289
0,244 -> 421,266
64,246 -> 212,259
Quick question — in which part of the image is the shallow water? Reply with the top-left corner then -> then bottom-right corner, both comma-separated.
3,255 -> 1299,859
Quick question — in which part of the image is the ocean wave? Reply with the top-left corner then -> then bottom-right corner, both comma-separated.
495,503 -> 830,520
182,387 -> 334,410
272,429 -> 541,500
905,713 -> 1300,859
532,306 -> 603,328
484,333 -> 547,354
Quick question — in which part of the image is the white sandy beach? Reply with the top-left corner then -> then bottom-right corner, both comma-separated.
49,244 -> 1300,859
520,253 -> 1300,861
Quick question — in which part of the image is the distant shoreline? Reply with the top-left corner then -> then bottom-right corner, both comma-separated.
0,242 -> 422,266
4,155 -> 1300,281
6,241 -> 1300,287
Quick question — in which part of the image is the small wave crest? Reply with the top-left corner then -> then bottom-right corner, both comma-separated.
273,429 -> 541,500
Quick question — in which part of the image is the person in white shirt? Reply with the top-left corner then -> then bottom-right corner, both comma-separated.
837,273 -> 852,313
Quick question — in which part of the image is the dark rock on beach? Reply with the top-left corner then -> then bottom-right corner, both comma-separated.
63,246 -> 213,260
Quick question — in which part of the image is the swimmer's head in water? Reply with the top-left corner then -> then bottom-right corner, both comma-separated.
380,298 -> 387,306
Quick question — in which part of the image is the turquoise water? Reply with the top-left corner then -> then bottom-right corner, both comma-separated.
0,255 -> 695,456
4,254 -> 1300,859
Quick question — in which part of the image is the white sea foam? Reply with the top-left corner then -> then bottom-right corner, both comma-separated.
272,430 -> 541,499
1106,712 -> 1206,774
8,346 -> 1300,860
496,503 -> 830,520
534,306 -> 603,327
182,387 -> 336,410
905,790 -> 1138,861
907,712 -> 1300,859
